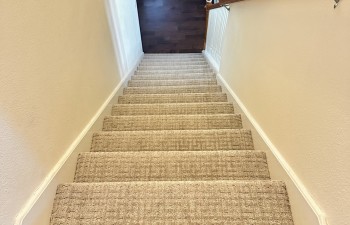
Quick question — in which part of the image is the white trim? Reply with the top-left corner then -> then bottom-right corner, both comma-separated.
203,53 -> 327,225
14,53 -> 143,225
105,0 -> 128,76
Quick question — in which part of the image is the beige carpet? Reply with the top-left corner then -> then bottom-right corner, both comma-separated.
50,53 -> 294,224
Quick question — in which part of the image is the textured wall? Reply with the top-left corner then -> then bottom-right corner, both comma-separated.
219,0 -> 350,225
0,1 -> 121,224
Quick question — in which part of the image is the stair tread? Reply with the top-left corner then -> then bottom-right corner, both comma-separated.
91,129 -> 254,152
75,150 -> 270,182
135,68 -> 212,75
103,114 -> 242,131
118,93 -> 227,104
141,59 -> 207,63
144,53 -> 204,58
137,65 -> 210,70
134,71 -> 214,75
112,102 -> 234,115
128,79 -> 217,87
124,85 -> 222,94
51,180 -> 293,225
131,74 -> 216,80
140,61 -> 208,66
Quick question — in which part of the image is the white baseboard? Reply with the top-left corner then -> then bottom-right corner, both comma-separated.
15,52 -> 144,225
203,52 -> 327,225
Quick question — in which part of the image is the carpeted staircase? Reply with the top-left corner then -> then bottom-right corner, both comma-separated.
50,53 -> 294,224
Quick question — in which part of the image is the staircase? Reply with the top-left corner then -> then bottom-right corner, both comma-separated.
50,53 -> 294,224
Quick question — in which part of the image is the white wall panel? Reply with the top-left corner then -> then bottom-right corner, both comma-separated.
205,7 -> 229,68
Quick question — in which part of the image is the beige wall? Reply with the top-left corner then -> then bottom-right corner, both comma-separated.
219,0 -> 350,225
0,1 -> 121,224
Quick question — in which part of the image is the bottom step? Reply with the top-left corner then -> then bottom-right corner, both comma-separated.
51,181 -> 293,224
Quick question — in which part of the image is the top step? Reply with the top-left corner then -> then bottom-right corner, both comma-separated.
144,53 -> 204,58
137,65 -> 210,71
140,61 -> 208,66
142,58 -> 207,63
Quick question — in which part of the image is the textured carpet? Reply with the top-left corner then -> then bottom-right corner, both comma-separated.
51,53 -> 294,224
137,65 -> 210,70
112,102 -> 234,116
135,68 -> 213,75
52,181 -> 293,224
131,73 -> 216,80
74,151 -> 270,182
128,79 -> 217,87
102,114 -> 242,131
118,93 -> 228,104
91,129 -> 254,152
142,58 -> 207,62
140,61 -> 208,66
123,85 -> 222,94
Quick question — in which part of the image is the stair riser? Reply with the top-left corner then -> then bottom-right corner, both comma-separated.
112,103 -> 234,116
142,58 -> 205,61
143,55 -> 203,59
102,114 -> 242,131
141,59 -> 206,63
143,57 -> 204,60
135,69 -> 212,75
92,129 -> 254,152
74,151 -> 270,182
128,79 -> 217,87
140,61 -> 208,66
123,86 -> 222,95
131,74 -> 216,80
137,65 -> 210,71
118,93 -> 228,104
